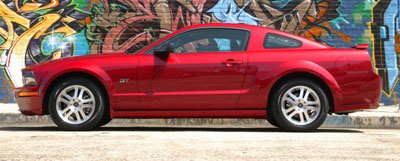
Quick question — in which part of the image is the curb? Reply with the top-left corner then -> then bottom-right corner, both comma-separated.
0,113 -> 399,129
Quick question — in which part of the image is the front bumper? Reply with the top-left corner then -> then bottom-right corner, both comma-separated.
15,87 -> 43,115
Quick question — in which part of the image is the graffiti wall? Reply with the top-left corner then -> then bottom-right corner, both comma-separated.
0,0 -> 399,105
0,0 -> 91,102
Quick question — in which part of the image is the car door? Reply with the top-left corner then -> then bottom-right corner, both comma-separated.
137,28 -> 250,110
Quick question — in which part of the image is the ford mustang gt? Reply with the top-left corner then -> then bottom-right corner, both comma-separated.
15,23 -> 382,131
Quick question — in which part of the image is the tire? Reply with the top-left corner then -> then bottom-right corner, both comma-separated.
266,112 -> 280,128
97,115 -> 111,127
270,78 -> 329,132
96,99 -> 111,128
48,77 -> 106,130
336,112 -> 350,115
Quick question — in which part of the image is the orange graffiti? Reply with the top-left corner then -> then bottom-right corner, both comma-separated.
298,1 -> 351,43
395,32 -> 400,55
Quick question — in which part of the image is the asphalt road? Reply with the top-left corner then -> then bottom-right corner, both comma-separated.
0,126 -> 399,161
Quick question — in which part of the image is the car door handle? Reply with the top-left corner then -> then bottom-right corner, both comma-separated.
222,59 -> 243,67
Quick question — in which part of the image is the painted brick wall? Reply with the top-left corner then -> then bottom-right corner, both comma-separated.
0,0 -> 399,105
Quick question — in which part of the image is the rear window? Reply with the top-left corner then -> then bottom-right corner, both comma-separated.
264,33 -> 302,48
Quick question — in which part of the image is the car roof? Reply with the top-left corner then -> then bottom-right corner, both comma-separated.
180,23 -> 267,31
178,23 -> 305,41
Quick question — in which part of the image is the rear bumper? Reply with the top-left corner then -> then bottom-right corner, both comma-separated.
334,72 -> 382,113
14,87 -> 43,115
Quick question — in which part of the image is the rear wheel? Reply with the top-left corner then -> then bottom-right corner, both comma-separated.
48,77 -> 106,130
97,115 -> 111,127
270,78 -> 329,132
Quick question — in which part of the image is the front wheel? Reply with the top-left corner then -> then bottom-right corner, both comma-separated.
48,77 -> 106,130
270,79 -> 329,132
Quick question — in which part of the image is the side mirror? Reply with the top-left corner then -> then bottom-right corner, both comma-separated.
154,43 -> 174,60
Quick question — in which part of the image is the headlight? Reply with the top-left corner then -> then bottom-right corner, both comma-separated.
22,70 -> 37,86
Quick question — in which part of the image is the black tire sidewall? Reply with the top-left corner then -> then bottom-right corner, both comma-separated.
271,79 -> 329,132
48,78 -> 105,131
266,111 -> 280,128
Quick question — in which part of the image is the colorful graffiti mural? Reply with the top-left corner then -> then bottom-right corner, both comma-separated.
87,0 -> 351,54
0,0 -> 399,105
0,0 -> 90,89
371,0 -> 399,97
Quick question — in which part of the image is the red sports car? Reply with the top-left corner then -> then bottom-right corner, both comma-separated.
15,23 -> 381,131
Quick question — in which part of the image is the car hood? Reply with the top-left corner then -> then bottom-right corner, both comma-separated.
27,53 -> 127,69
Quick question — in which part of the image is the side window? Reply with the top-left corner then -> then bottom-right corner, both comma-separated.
264,33 -> 302,48
148,28 -> 249,54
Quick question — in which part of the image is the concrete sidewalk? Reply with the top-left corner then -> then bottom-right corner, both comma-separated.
1,103 -> 399,129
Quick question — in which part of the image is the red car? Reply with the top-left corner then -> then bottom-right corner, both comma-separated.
15,23 -> 381,131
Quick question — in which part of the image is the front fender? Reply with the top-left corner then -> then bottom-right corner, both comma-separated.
37,62 -> 113,100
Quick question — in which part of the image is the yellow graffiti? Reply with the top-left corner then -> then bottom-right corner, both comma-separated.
0,0 -> 76,49
10,14 -> 61,60
0,1 -> 82,88
50,24 -> 77,37
52,51 -> 62,60
0,1 -> 78,53
0,1 -> 30,49
62,16 -> 77,23
18,0 -> 60,12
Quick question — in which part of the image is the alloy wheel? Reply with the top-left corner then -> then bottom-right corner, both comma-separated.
280,86 -> 321,126
55,85 -> 96,124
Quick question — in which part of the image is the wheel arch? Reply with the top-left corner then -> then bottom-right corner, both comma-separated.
267,72 -> 335,114
42,71 -> 110,116
265,61 -> 342,114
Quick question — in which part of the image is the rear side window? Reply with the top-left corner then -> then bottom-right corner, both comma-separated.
264,33 -> 302,48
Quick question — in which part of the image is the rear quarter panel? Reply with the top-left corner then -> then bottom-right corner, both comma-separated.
238,26 -> 375,111
237,48 -> 375,110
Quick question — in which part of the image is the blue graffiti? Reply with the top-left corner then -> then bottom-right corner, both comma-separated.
41,30 -> 89,57
0,69 -> 13,103
207,0 -> 260,25
382,0 -> 399,93
330,17 -> 349,30
269,0 -> 291,9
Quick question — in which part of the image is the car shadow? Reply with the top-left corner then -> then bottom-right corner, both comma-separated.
0,126 -> 364,133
